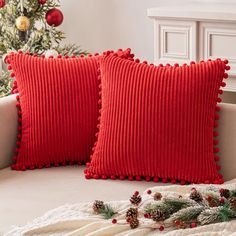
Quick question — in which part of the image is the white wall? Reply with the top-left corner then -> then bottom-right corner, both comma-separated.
60,0 -> 234,62
60,0 -> 174,61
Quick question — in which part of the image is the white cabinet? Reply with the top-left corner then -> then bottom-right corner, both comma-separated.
148,3 -> 236,92
154,20 -> 197,65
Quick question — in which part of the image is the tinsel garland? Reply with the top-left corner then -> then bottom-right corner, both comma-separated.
92,187 -> 236,232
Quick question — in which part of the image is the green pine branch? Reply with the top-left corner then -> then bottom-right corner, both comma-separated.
166,206 -> 204,224
98,204 -> 117,219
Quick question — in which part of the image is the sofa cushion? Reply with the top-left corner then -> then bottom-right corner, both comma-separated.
7,49 -> 132,171
0,166 -> 164,234
86,55 -> 229,184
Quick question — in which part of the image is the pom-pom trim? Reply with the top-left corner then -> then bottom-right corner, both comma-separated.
85,56 -> 228,184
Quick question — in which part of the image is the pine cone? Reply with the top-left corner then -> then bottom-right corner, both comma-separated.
126,207 -> 138,220
130,194 -> 142,206
219,189 -> 230,199
130,218 -> 139,229
229,197 -> 236,211
189,190 -> 203,202
93,200 -> 105,213
152,209 -> 164,222
154,192 -> 162,201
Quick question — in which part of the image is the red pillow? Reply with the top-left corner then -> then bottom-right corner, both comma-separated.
7,49 -> 133,170
85,55 -> 229,184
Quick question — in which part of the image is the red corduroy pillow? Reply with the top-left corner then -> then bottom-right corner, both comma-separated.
85,55 -> 230,184
7,49 -> 133,170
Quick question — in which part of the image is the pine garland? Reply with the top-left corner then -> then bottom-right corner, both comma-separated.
163,197 -> 196,213
198,207 -> 220,225
166,206 -> 204,224
92,188 -> 236,232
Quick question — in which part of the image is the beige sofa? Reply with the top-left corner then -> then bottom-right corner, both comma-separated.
0,95 -> 236,235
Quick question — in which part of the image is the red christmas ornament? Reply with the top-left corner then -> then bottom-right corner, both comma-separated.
38,0 -> 47,5
46,8 -> 64,27
0,0 -> 5,8
134,191 -> 139,196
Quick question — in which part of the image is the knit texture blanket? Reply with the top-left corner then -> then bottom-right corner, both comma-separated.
5,180 -> 236,236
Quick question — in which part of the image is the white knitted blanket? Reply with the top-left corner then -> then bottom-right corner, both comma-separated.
5,179 -> 236,236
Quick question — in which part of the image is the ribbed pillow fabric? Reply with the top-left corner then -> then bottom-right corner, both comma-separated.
7,49 -> 132,170
85,55 -> 230,184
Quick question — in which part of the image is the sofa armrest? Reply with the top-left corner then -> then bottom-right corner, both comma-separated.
219,103 -> 236,181
0,94 -> 17,169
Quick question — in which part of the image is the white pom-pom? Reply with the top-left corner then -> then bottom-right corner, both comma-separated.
44,49 -> 59,58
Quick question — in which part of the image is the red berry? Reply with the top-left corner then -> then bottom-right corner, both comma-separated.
159,225 -> 165,231
175,220 -> 181,226
112,219 -> 117,224
206,195 -> 212,201
144,213 -> 150,218
220,198 -> 225,204
190,222 -> 197,228
147,189 -> 152,195
134,191 -> 139,196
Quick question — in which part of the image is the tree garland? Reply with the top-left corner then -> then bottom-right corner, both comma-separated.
92,187 -> 236,232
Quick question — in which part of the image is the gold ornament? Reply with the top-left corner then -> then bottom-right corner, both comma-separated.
16,16 -> 30,32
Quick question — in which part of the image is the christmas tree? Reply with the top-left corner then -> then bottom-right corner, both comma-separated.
0,0 -> 87,97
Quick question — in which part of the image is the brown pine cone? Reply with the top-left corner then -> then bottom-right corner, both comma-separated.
219,189 -> 230,199
93,200 -> 105,213
229,197 -> 236,211
152,209 -> 164,222
189,190 -> 203,202
154,192 -> 162,201
130,194 -> 142,206
130,218 -> 139,229
126,207 -> 138,220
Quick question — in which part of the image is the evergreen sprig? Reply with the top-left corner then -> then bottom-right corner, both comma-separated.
219,204 -> 236,222
230,190 -> 236,198
98,204 -> 117,219
166,206 -> 204,224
